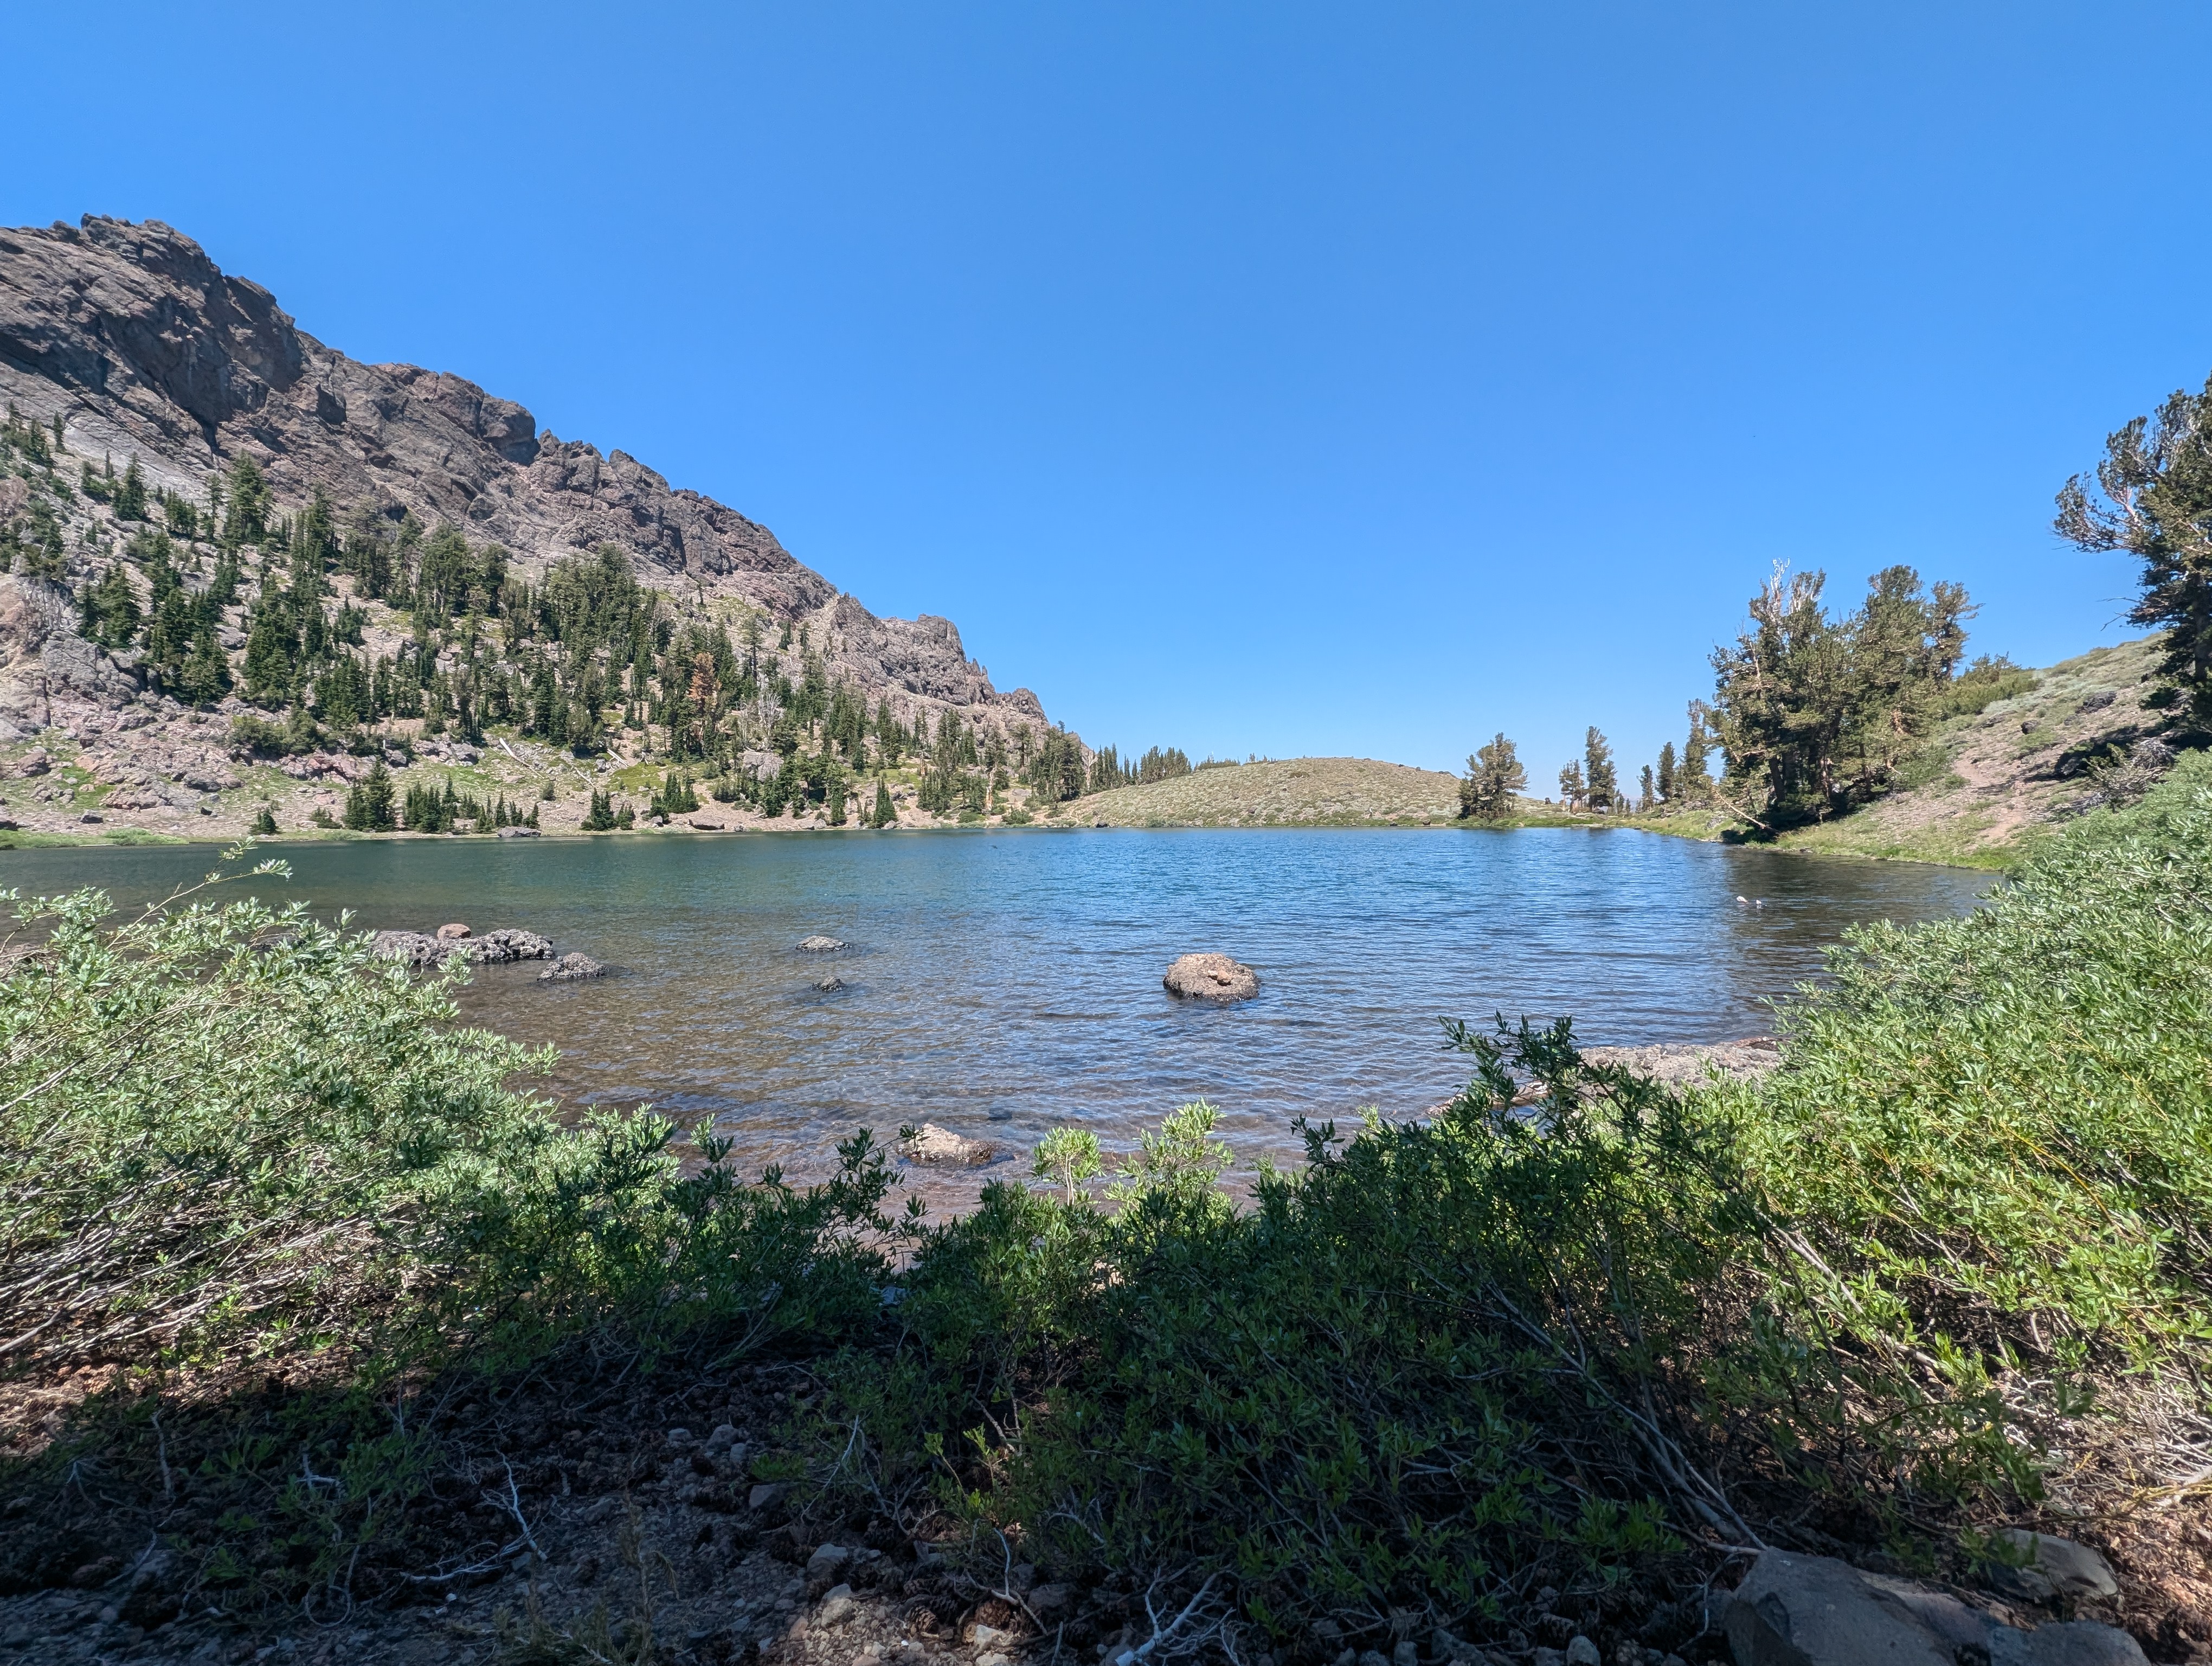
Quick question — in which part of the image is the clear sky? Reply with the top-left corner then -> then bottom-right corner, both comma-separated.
5,3 -> 2194,783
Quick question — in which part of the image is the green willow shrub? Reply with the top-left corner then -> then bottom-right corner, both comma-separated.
1713,748 -> 2212,1488
819,1040 -> 1758,1636
0,866 -> 900,1380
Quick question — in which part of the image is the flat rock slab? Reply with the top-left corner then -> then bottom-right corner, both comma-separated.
1580,1039 -> 1782,1088
900,1123 -> 1002,1167
1163,952 -> 1259,1002
796,934 -> 846,952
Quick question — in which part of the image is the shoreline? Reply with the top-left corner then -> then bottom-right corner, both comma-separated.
0,812 -> 2007,869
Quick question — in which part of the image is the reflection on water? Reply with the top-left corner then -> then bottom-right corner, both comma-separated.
3,827 -> 1989,1209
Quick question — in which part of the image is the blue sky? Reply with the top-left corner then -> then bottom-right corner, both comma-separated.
5,3 -> 2194,781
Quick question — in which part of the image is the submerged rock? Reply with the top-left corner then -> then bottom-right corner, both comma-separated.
813,975 -> 846,992
1163,952 -> 1259,1002
538,952 -> 604,982
900,1123 -> 1002,1167
796,934 -> 846,952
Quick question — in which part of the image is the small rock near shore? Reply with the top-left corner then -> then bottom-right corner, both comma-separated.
813,975 -> 846,992
796,934 -> 845,952
1163,952 -> 1260,1002
538,952 -> 605,982
436,922 -> 471,940
495,825 -> 541,838
900,1123 -> 1002,1167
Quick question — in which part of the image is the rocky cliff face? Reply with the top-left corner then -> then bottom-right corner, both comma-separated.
0,214 -> 1049,744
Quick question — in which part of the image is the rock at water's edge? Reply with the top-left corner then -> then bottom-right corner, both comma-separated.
372,928 -> 555,968
1163,953 -> 1259,1003
900,1123 -> 1002,1167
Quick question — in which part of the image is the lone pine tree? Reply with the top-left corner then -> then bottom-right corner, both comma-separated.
2057,373 -> 2212,731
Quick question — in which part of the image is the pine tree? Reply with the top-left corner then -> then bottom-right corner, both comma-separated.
1558,760 -> 1586,811
112,457 -> 147,522
872,778 -> 895,828
2056,375 -> 2212,728
1656,741 -> 1676,803
581,789 -> 617,831
221,455 -> 268,547
1679,704 -> 1714,802
1639,764 -> 1656,812
177,625 -> 233,706
1707,567 -> 1968,825
252,803 -> 279,836
1583,727 -> 1618,813
1457,733 -> 1527,821
343,762 -> 397,832
79,563 -> 141,648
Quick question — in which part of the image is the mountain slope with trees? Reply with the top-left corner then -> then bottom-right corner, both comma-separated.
0,215 -> 1089,837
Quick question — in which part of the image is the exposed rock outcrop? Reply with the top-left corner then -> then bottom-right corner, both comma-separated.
1722,1550 -> 2145,1666
537,952 -> 604,982
1162,953 -> 1260,1003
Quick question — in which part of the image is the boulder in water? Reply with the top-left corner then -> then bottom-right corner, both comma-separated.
538,952 -> 604,982
1163,953 -> 1259,1003
796,934 -> 845,952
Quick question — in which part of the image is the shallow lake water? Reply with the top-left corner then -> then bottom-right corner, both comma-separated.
2,826 -> 1990,1208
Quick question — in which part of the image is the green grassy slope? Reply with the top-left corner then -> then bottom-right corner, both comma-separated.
1054,756 -> 1461,826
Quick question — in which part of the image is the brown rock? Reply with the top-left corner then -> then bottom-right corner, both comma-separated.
435,922 -> 472,940
1163,952 -> 1259,1003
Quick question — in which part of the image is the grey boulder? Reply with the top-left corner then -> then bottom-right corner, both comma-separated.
1986,1532 -> 2120,1604
797,934 -> 846,952
1724,1550 -> 2144,1666
538,952 -> 604,982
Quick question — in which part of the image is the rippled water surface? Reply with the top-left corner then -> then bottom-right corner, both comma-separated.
4,828 -> 1989,1201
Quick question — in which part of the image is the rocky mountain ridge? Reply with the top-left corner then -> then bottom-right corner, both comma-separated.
0,214 -> 1059,835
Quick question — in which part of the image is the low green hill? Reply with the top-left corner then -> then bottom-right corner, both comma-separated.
1052,755 -> 1461,827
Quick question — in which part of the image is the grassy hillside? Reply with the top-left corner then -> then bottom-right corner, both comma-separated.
1052,755 -> 1460,826
1759,635 -> 2164,867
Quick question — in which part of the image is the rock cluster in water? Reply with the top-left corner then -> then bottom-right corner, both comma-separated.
370,927 -> 555,968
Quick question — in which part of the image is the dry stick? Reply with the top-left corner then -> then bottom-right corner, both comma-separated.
1115,1572 -> 1221,1666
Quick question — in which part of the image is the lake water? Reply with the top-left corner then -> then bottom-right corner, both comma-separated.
1,826 -> 1989,1208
